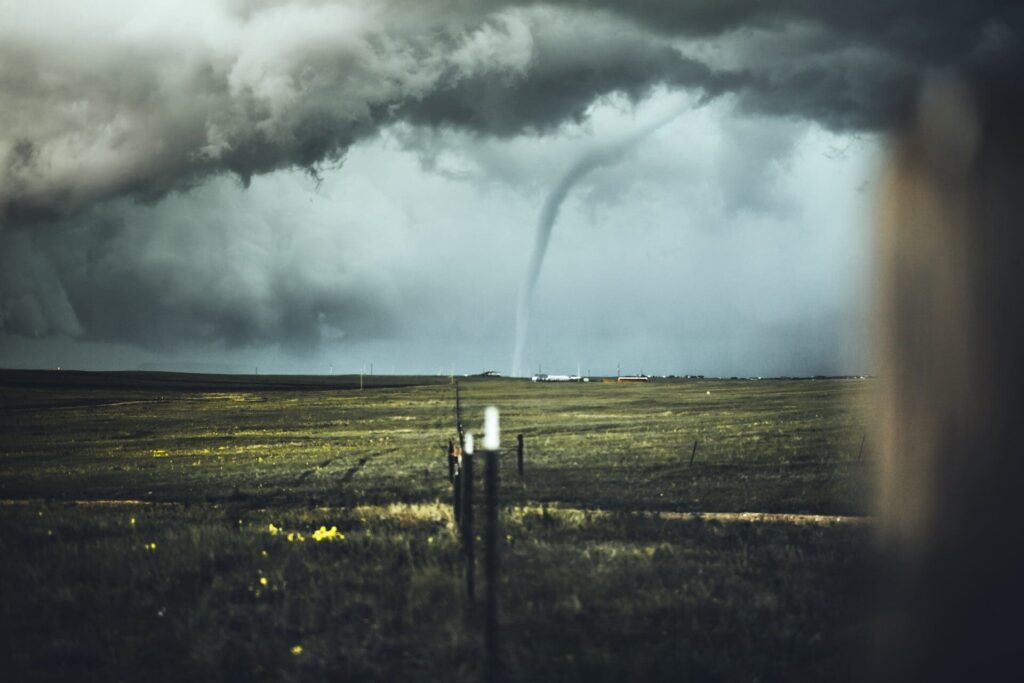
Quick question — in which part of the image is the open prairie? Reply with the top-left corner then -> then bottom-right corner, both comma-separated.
0,371 -> 873,682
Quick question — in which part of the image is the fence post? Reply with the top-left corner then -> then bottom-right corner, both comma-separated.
462,434 -> 475,603
516,434 -> 524,477
483,407 -> 501,683
452,467 -> 462,526
448,439 -> 455,482
689,439 -> 699,467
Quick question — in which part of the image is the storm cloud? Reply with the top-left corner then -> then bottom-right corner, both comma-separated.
4,1 -> 1019,221
1,0 -> 1020,369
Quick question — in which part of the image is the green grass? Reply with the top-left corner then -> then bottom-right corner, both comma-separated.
0,371 -> 874,681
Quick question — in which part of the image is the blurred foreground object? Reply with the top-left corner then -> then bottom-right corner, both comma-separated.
875,61 -> 1024,681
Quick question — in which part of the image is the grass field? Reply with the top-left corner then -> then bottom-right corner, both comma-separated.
0,370 -> 875,682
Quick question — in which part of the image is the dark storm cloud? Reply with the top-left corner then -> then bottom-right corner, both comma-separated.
6,0 -> 1018,223
556,0 -> 998,54
574,0 -> 1023,127
0,229 -> 82,338
0,2 -> 739,223
396,15 -> 744,136
1,0 -> 1021,352
3,195 -> 399,350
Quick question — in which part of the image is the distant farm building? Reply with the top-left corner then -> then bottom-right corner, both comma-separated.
617,375 -> 649,383
531,374 -> 587,382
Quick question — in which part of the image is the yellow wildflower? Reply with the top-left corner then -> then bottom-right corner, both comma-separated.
312,525 -> 343,542
130,517 -> 136,525
291,645 -> 303,655
268,523 -> 281,535
261,550 -> 268,557
287,532 -> 305,543
259,577 -> 268,586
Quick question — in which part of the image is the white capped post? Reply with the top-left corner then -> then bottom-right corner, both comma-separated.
483,406 -> 500,451
464,432 -> 474,455
481,405 -> 501,680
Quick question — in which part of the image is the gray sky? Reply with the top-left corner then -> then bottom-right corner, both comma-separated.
1,1 -> 1020,376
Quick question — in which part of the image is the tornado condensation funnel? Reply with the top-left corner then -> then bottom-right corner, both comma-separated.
465,432 -> 474,455
483,406 -> 500,451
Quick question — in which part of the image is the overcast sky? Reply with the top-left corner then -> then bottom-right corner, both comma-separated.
1,1 -> 1020,376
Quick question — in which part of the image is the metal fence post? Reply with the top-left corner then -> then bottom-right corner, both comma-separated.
462,434 -> 475,603
483,408 -> 501,683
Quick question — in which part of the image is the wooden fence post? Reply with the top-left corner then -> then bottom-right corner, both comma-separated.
517,434 -> 524,477
448,439 -> 455,482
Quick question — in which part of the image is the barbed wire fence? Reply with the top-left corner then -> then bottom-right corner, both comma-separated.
432,381 -> 869,681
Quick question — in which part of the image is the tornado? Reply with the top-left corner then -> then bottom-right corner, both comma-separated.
511,110 -> 683,377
